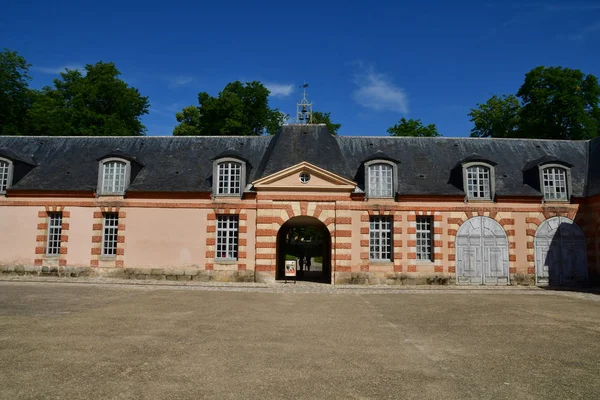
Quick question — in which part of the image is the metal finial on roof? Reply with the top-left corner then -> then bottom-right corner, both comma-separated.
296,81 -> 313,124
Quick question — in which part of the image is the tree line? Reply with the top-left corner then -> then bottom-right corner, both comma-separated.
1,48 -> 598,139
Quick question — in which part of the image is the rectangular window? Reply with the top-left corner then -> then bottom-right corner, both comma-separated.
368,164 -> 393,198
216,215 -> 238,260
102,161 -> 127,194
416,216 -> 433,261
466,166 -> 490,199
217,162 -> 242,195
0,160 -> 10,192
543,167 -> 567,200
369,216 -> 392,261
102,213 -> 119,256
46,212 -> 63,255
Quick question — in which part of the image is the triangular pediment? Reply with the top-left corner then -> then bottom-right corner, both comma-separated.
252,161 -> 356,192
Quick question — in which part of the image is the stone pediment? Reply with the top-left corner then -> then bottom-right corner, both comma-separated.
251,161 -> 356,192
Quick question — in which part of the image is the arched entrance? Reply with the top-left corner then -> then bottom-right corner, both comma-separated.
276,216 -> 331,283
534,217 -> 588,286
456,216 -> 510,285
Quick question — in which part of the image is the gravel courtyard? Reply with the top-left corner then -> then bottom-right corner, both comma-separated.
0,282 -> 599,399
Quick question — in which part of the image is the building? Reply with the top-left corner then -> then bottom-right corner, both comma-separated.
0,125 -> 598,285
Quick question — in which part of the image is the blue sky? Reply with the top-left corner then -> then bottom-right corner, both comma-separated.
2,1 -> 599,137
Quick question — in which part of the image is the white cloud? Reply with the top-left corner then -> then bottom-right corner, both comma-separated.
33,65 -> 84,74
352,64 -> 408,114
265,83 -> 294,97
167,76 -> 195,88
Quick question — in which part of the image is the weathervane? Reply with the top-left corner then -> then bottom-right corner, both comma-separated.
296,81 -> 313,124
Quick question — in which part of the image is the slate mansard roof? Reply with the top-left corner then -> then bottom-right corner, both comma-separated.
0,124 -> 596,198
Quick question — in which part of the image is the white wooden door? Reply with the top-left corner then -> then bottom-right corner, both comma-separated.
534,217 -> 588,286
456,217 -> 509,285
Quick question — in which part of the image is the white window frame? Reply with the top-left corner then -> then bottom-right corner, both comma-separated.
416,216 -> 433,262
46,212 -> 63,255
463,162 -> 495,201
102,213 -> 119,256
365,160 -> 396,199
0,157 -> 14,194
216,215 -> 239,260
97,158 -> 131,196
369,216 -> 392,261
213,157 -> 246,197
540,164 -> 570,201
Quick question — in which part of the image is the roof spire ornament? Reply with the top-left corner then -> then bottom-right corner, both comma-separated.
296,81 -> 313,124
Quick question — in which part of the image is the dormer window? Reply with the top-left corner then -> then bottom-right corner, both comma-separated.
541,166 -> 568,201
366,162 -> 394,198
465,164 -> 491,200
217,161 -> 242,195
0,158 -> 13,193
98,159 -> 130,195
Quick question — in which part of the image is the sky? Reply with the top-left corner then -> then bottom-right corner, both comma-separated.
2,0 -> 599,137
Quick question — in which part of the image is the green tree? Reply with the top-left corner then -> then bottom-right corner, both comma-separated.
469,66 -> 600,139
387,117 -> 440,137
29,62 -> 149,136
173,81 -> 287,136
311,111 -> 341,135
468,95 -> 520,138
518,66 -> 600,140
0,49 -> 33,135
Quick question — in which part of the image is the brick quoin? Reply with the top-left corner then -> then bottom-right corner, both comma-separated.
447,218 -> 462,225
393,240 -> 402,247
407,240 -> 417,247
448,254 -> 456,261
238,252 -> 247,259
206,238 -> 216,245
434,240 -> 443,247
239,238 -> 247,246
407,215 -> 416,222
61,223 -> 70,230
434,215 -> 443,221
90,260 -> 99,267
333,242 -> 351,249
35,247 -> 45,254
118,212 -> 126,219
509,255 -> 516,262
37,211 -> 47,218
237,264 -> 246,271
465,211 -> 473,219
434,253 -> 443,260
256,242 -> 276,248
394,264 -> 402,272
448,242 -> 455,248
408,265 -> 417,272
117,236 -> 125,243
37,223 -> 47,230
393,214 -> 403,222
62,211 -> 70,218
407,252 -> 416,260
92,236 -> 102,243
499,218 -> 515,226
336,217 -> 352,224
116,248 -> 125,256
393,252 -> 403,260
527,241 -> 534,249
207,213 -> 216,220
360,227 -> 369,234
117,224 -> 126,231
239,213 -> 248,220
58,259 -> 67,267
93,212 -> 103,218
434,265 -> 443,273
34,259 -> 43,266
448,229 -> 457,236
407,227 -> 416,234
526,217 -> 541,226
206,226 -> 216,233
360,252 -> 369,260
393,227 -> 402,234
527,267 -> 535,274
526,229 -> 536,237
508,242 -> 515,249
255,265 -> 275,272
239,226 -> 247,233
335,266 -> 351,272
115,260 -> 124,268
527,254 -> 535,262
256,253 -> 275,259
256,229 -> 278,236
91,248 -> 101,255
336,230 -> 352,237
35,235 -> 46,242
360,214 -> 370,222
433,227 -> 443,235
360,265 -> 369,272
205,251 -> 215,258
506,230 -> 515,237
509,267 -> 517,273
92,223 -> 103,230
448,266 -> 456,273
360,240 -> 369,247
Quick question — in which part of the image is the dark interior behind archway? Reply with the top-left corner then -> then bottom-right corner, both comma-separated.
276,217 -> 331,283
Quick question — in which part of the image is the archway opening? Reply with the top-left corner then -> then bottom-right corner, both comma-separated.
276,216 -> 331,283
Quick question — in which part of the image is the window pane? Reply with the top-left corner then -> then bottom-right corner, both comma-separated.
369,216 -> 393,261
102,161 -> 127,194
102,213 -> 119,255
216,215 -> 239,260
416,216 -> 433,261
466,166 -> 490,199
46,212 -> 63,255
368,164 -> 393,198
0,161 -> 10,192
543,167 -> 567,200
218,162 -> 242,195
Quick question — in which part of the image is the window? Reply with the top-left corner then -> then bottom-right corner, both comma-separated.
367,163 -> 393,198
102,213 -> 119,256
217,162 -> 242,195
101,160 -> 128,194
0,159 -> 12,193
46,213 -> 63,255
466,165 -> 491,200
369,216 -> 392,261
416,216 -> 433,261
216,215 -> 238,260
542,167 -> 568,201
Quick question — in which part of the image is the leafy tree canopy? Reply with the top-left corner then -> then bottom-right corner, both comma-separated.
311,110 -> 341,135
173,81 -> 287,136
0,49 -> 33,135
387,117 -> 441,137
469,66 -> 600,140
28,62 -> 149,136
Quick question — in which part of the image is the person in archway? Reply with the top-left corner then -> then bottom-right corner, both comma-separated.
305,256 -> 311,272
298,252 -> 304,272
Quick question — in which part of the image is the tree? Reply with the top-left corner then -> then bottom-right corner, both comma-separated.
0,49 -> 33,135
28,62 -> 149,136
311,111 -> 341,135
518,66 -> 600,140
387,118 -> 440,137
173,81 -> 286,136
468,95 -> 520,138
469,66 -> 600,139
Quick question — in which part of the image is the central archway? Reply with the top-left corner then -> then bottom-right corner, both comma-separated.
276,216 -> 332,283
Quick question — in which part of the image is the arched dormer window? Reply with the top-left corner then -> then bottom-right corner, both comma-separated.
212,151 -> 248,197
0,157 -> 13,194
463,162 -> 495,201
98,158 -> 130,195
541,164 -> 569,201
365,160 -> 396,198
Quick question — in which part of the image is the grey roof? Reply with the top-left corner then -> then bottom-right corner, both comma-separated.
0,125 -> 594,198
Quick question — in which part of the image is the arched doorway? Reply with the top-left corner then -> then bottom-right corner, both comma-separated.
276,216 -> 331,283
456,216 -> 509,285
534,217 -> 588,286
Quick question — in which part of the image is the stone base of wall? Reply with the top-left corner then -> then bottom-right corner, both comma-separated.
511,274 -> 535,286
335,272 -> 454,285
0,265 -> 97,278
120,268 -> 254,282
255,271 -> 275,284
